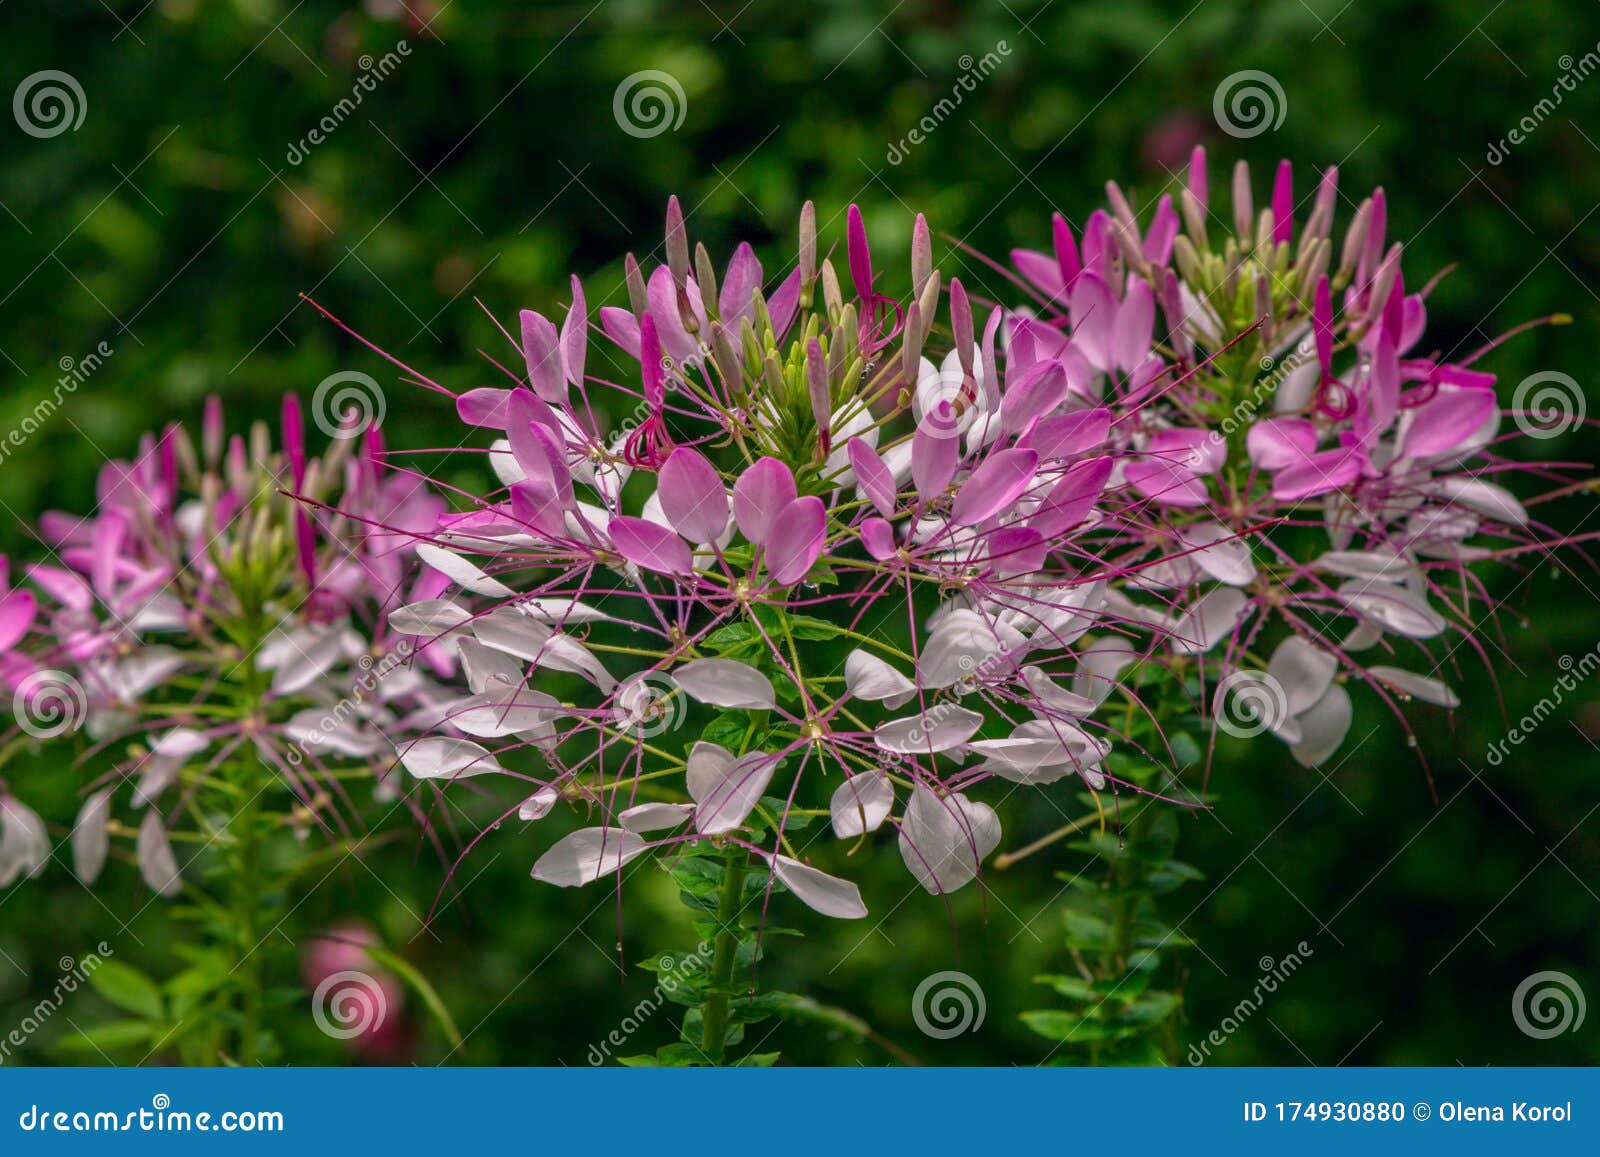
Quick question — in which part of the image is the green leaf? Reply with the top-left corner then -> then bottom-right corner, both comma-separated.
734,1051 -> 781,1066
87,960 -> 166,1022
55,1020 -> 157,1055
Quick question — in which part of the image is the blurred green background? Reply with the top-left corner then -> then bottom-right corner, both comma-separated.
2,0 -> 1598,1066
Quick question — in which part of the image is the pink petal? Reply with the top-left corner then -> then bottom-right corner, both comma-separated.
1023,408 -> 1110,461
912,414 -> 959,501
520,309 -> 565,402
608,515 -> 694,576
1031,455 -> 1112,539
732,457 -> 797,545
1402,389 -> 1498,460
950,449 -> 1039,527
1247,418 -> 1319,471
767,496 -> 826,586
1069,272 -> 1116,370
560,275 -> 587,385
1111,278 -> 1155,372
658,447 -> 729,543
718,242 -> 763,323
848,438 -> 897,517
999,361 -> 1068,436
1271,444 -> 1365,501
861,517 -> 897,560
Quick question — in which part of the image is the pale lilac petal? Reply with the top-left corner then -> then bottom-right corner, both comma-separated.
416,544 -> 515,598
518,786 -> 559,821
1024,408 -> 1110,461
137,810 -> 181,897
1402,389 -> 1498,460
1367,665 -> 1460,708
1031,456 -> 1112,539
63,789 -> 112,885
843,649 -> 915,708
1247,417 -> 1318,471
673,658 -> 776,710
1266,637 -> 1338,717
532,827 -> 648,886
874,706 -> 984,755
619,802 -> 696,833
1288,684 -> 1352,767
686,742 -> 776,834
772,856 -> 867,919
398,737 -> 505,781
1171,588 -> 1249,655
829,771 -> 894,838
898,787 -> 1000,895
1177,522 -> 1257,586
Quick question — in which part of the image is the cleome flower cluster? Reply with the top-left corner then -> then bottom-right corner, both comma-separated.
374,160 -> 1574,921
0,398 -> 447,895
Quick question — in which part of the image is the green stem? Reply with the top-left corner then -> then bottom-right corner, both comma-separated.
699,845 -> 747,1065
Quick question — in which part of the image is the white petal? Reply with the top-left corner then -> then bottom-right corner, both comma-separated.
618,802 -> 696,833
1337,581 -> 1446,639
843,650 -> 916,709
1072,635 -> 1136,705
672,658 -> 776,710
1289,683 -> 1353,767
416,543 -> 515,597
829,772 -> 894,838
772,856 -> 867,919
447,687 -> 564,738
137,810 -> 181,897
1367,665 -> 1460,708
389,599 -> 472,635
72,789 -> 112,884
1432,476 -> 1527,525
1171,588 -> 1249,655
1020,665 -> 1098,716
456,637 -> 525,695
917,609 -> 1025,689
397,737 -> 504,780
1265,637 -> 1338,716
1316,549 -> 1412,582
531,827 -> 648,886
897,786 -> 1000,894
1178,522 -> 1257,586
874,706 -> 984,755
518,786 -> 559,821
686,742 -> 776,834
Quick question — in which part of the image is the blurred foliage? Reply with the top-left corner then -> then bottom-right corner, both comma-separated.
2,0 -> 1598,1066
